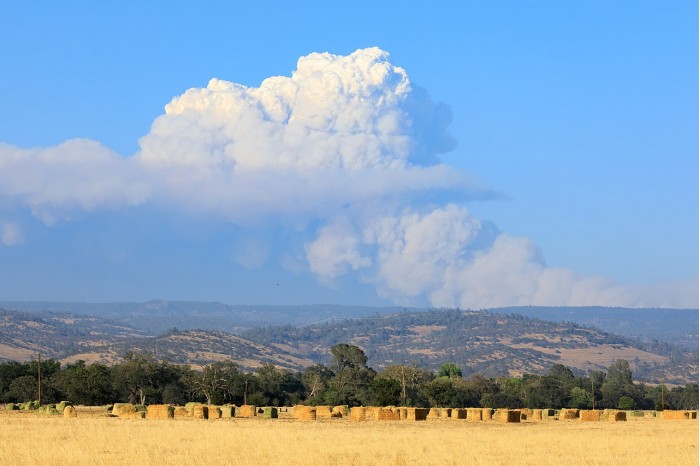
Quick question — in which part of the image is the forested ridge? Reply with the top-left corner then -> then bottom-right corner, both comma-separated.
0,308 -> 696,386
241,309 -> 698,384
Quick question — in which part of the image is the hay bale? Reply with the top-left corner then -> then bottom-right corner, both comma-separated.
208,405 -> 222,419
403,407 -> 429,421
376,407 -> 400,421
146,404 -> 174,420
174,406 -> 190,418
63,405 -> 77,418
192,405 -> 209,420
184,402 -> 201,414
688,411 -> 698,419
663,410 -> 693,420
520,408 -> 533,420
643,410 -> 657,418
220,405 -> 235,418
540,409 -> 556,419
349,407 -> 367,421
260,407 -> 278,419
439,408 -> 452,419
481,408 -> 493,421
294,405 -> 317,421
493,408 -> 520,422
531,409 -> 542,420
113,403 -> 137,417
332,405 -> 349,417
467,408 -> 482,422
496,409 -> 521,423
559,409 -> 579,420
398,408 -> 408,420
580,410 -> 602,422
450,408 -> 467,420
237,405 -> 256,418
608,410 -> 626,422
427,408 -> 440,420
56,401 -> 73,413
315,405 -> 333,419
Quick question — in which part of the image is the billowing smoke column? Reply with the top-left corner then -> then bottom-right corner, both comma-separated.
0,48 -> 692,307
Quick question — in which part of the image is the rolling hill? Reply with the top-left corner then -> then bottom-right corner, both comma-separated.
0,306 -> 694,384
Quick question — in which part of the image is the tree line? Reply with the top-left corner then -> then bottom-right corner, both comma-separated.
0,344 -> 696,410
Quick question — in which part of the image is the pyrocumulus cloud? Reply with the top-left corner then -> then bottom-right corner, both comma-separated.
0,48 -> 694,308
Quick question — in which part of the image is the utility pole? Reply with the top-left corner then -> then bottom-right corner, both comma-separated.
661,377 -> 665,411
401,366 -> 407,406
591,377 -> 595,410
243,380 -> 248,406
36,352 -> 41,406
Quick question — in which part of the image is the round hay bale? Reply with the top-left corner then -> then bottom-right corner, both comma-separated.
63,405 -> 77,418
57,401 -> 73,413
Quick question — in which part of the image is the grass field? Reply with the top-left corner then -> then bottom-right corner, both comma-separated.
0,412 -> 696,466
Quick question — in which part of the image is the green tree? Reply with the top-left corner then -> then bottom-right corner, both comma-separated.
618,395 -> 636,410
438,363 -> 462,379
601,359 -> 636,408
569,386 -> 592,409
187,361 -> 240,405
6,375 -> 37,403
370,377 -> 402,406
327,344 -> 375,406
112,352 -> 159,404
301,364 -> 334,403
375,364 -> 433,407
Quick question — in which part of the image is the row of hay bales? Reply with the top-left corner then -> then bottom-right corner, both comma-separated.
4,401 -> 77,417
109,403 -> 280,420
289,406 -> 698,423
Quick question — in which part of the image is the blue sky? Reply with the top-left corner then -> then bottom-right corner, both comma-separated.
0,1 -> 696,307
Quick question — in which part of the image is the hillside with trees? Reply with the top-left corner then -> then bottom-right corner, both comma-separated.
242,309 -> 697,385
0,307 -> 696,386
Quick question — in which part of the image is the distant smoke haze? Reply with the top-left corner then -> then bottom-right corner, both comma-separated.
0,48 -> 695,308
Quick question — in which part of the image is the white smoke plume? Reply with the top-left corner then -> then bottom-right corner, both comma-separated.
0,47 -> 694,308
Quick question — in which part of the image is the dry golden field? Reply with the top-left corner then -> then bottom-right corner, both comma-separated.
0,411 -> 696,466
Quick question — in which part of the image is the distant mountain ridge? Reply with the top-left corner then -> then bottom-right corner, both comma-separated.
487,306 -> 698,350
0,300 -> 696,350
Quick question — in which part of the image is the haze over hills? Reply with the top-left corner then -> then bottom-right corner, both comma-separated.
0,301 -> 404,334
0,303 -> 696,385
0,301 -> 696,350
